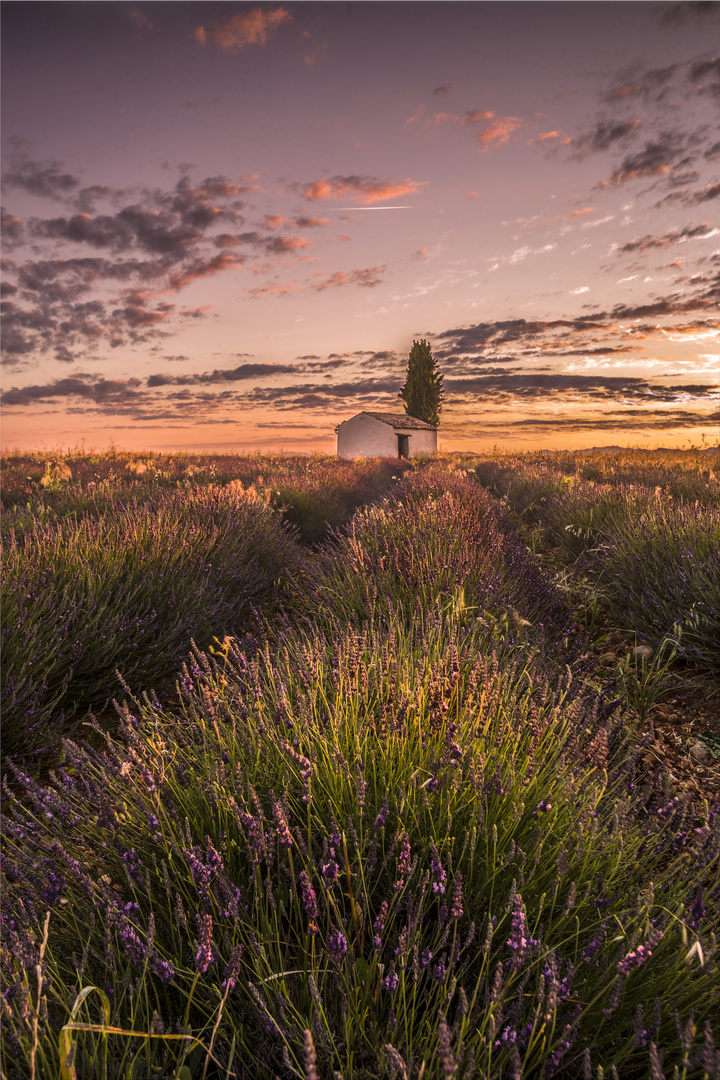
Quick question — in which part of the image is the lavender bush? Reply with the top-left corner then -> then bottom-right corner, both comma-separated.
473,454 -> 720,674
1,485 -> 302,762
289,465 -> 587,673
2,613 -> 718,1078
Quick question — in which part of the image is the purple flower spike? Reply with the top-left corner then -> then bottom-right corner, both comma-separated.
373,900 -> 388,951
437,1016 -> 457,1079
393,832 -> 412,893
507,892 -> 536,966
450,872 -> 464,920
430,843 -> 447,895
271,794 -> 293,848
299,870 -> 319,936
384,961 -> 399,994
327,926 -> 348,963
195,913 -> 215,973
617,928 -> 663,976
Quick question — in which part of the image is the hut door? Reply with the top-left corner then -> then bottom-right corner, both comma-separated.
397,434 -> 409,459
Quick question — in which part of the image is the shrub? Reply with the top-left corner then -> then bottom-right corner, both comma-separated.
1,486 -> 301,761
2,616 -> 717,1079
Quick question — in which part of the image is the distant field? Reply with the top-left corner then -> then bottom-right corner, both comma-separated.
2,449 -> 718,1079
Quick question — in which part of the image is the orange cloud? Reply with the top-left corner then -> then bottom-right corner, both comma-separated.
313,266 -> 384,290
476,116 -> 523,150
537,130 -> 560,142
461,110 -> 523,150
193,7 -> 291,52
299,175 -> 425,205
168,253 -> 240,291
264,214 -> 289,229
270,236 -> 312,252
572,207 -> 595,217
245,284 -> 295,299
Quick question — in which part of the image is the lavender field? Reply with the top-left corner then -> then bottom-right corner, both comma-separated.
1,449 -> 718,1079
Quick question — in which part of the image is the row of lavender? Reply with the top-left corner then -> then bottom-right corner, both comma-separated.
1,451 -> 412,547
473,453 -> 720,675
1,454 -> 410,762
2,463 -> 718,1078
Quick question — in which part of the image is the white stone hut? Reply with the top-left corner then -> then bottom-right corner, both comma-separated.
335,411 -> 437,459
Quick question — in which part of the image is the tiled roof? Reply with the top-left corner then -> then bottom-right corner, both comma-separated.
357,411 -> 437,430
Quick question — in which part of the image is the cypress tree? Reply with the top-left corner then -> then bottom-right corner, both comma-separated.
398,339 -> 444,426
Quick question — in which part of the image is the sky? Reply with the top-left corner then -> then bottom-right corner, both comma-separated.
1,0 -> 719,455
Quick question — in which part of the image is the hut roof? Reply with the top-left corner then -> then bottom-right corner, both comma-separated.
335,410 -> 436,434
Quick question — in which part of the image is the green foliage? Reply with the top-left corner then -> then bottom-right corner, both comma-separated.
398,339 -> 444,427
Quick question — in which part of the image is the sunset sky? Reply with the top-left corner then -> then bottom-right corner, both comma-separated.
2,1 -> 719,455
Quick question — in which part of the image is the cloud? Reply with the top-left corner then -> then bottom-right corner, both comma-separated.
167,252 -> 244,290
660,2 -> 720,25
442,371 -> 718,405
147,362 -> 298,387
461,111 -> 523,150
601,65 -> 681,105
193,7 -> 291,51
297,174 -> 425,204
313,267 -> 384,290
294,215 -> 334,228
568,120 -> 641,159
619,223 -> 718,253
601,134 -> 681,185
263,214 -> 289,229
433,83 -> 453,95
689,55 -> 720,97
1,374 -> 143,407
1,208 -> 24,242
675,181 -> 720,203
571,207 -> 595,217
0,168 -> 314,362
129,7 -> 152,31
2,160 -> 80,200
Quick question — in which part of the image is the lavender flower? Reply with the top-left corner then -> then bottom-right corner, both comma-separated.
222,944 -> 244,991
450,872 -> 464,920
320,858 -> 339,886
617,928 -> 663,975
437,1016 -> 457,1079
384,1044 -> 408,1080
271,793 -> 293,848
384,961 -> 399,994
303,1029 -> 319,1080
373,900 -> 388,951
507,893 -> 536,966
430,842 -> 447,895
195,913 -> 215,973
327,926 -> 348,963
299,870 -> 319,936
393,832 -> 411,893
649,1042 -> 665,1080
